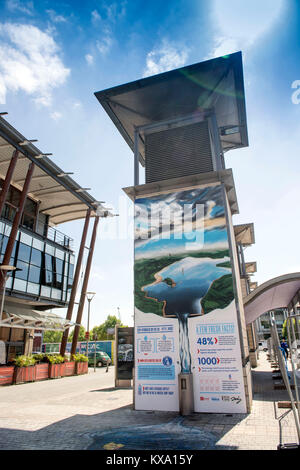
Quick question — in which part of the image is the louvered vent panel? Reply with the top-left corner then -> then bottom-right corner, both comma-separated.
145,121 -> 214,183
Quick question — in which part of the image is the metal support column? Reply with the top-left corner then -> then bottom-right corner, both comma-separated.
71,215 -> 99,356
0,161 -> 35,290
60,208 -> 91,356
134,128 -> 139,186
0,149 -> 19,216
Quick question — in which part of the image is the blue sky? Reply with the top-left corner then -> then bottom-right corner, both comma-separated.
0,0 -> 299,328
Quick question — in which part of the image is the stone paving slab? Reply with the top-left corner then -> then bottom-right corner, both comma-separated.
0,353 -> 299,450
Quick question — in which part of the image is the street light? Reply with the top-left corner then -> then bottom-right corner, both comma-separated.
85,291 -> 96,363
0,265 -> 19,322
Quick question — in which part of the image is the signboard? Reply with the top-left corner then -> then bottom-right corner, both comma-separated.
116,326 -> 134,380
134,184 -> 247,413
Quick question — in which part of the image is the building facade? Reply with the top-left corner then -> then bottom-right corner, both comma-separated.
0,115 -> 110,364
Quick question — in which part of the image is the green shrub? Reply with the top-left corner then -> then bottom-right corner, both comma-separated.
72,353 -> 88,363
32,353 -> 47,364
46,354 -> 65,364
14,355 -> 36,367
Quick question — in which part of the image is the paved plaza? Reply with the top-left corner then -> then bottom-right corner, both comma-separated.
0,352 -> 299,450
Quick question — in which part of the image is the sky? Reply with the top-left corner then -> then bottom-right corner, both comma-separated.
0,0 -> 299,329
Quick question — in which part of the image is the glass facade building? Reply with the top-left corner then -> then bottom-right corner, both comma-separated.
0,218 -> 74,306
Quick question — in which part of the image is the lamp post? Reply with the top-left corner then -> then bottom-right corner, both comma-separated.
0,265 -> 18,322
86,292 -> 96,362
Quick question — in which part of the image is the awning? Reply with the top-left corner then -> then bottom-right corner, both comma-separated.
0,116 -> 111,225
243,273 -> 300,324
0,306 -> 77,331
95,51 -> 249,166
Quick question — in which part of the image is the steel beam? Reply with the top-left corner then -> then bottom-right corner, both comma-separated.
60,208 -> 91,356
70,214 -> 99,356
0,161 -> 35,290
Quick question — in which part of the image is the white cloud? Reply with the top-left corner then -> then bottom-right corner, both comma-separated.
0,23 -> 70,106
143,41 -> 189,77
96,33 -> 113,56
6,0 -> 34,15
85,53 -> 94,65
50,111 -> 62,121
91,9 -> 102,23
46,9 -> 68,24
207,0 -> 284,59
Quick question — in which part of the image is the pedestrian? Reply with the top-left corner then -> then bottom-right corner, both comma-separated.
280,338 -> 289,359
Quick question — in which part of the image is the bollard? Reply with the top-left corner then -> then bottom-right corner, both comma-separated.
178,373 -> 194,416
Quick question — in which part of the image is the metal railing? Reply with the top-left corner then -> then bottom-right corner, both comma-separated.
0,216 -> 74,250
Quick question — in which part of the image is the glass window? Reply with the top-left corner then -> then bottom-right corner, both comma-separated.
13,278 -> 27,292
55,248 -> 65,260
45,243 -> 55,255
45,254 -> 53,271
64,260 -> 69,275
51,288 -> 61,300
27,282 -> 40,295
22,214 -> 35,230
4,224 -> 11,237
32,238 -> 44,251
54,273 -> 63,290
1,236 -> 8,254
15,260 -> 29,281
9,186 -> 21,207
18,243 -> 31,262
55,258 -> 64,275
6,276 -> 13,289
28,265 -> 41,284
2,204 -> 16,222
24,198 -> 36,217
68,263 -> 74,280
30,248 -> 42,267
45,270 -> 53,286
40,286 -> 51,298
20,232 -> 32,246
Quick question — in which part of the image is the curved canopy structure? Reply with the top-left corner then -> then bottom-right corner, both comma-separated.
243,273 -> 300,324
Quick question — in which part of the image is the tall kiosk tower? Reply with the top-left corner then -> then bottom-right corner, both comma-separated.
95,52 -> 252,414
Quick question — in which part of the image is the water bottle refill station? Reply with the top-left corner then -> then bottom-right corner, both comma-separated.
95,52 -> 253,415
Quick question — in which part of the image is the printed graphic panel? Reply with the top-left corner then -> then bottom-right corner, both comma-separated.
134,184 -> 246,413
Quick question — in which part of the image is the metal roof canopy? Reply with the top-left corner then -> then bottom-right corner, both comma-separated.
0,116 -> 110,226
243,273 -> 300,325
234,223 -> 255,246
95,51 -> 248,166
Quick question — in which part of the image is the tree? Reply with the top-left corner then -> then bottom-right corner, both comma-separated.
42,330 -> 63,343
91,315 -> 126,340
67,325 -> 86,342
282,318 -> 299,341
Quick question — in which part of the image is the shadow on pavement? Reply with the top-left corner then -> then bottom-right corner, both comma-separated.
0,404 -> 241,450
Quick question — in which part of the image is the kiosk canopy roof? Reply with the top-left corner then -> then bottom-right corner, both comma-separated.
95,51 -> 248,165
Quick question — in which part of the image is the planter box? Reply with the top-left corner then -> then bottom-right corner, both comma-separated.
75,361 -> 88,375
13,365 -> 36,384
35,363 -> 49,381
65,361 -> 75,376
49,363 -> 66,379
0,366 -> 14,386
